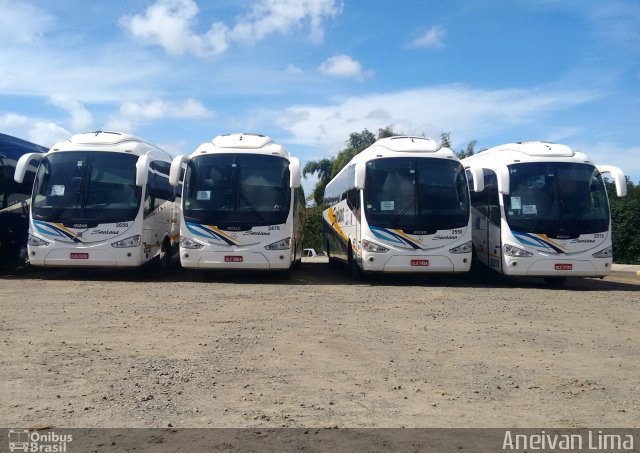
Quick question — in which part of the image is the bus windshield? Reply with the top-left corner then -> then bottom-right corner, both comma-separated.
183,154 -> 291,226
503,162 -> 609,237
32,152 -> 141,223
363,157 -> 470,234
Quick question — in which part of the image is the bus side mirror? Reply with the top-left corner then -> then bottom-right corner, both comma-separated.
354,162 -> 366,190
468,166 -> 484,192
289,157 -> 301,188
170,155 -> 190,187
497,165 -> 510,195
135,154 -> 151,187
597,165 -> 627,197
14,153 -> 44,183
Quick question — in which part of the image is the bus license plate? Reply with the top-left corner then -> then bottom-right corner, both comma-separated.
70,252 -> 89,260
555,263 -> 572,270
411,259 -> 429,267
225,256 -> 243,263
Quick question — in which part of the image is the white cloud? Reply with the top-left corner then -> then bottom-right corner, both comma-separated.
0,0 -> 54,44
229,0 -> 341,44
0,113 -> 69,147
318,54 -> 367,79
105,98 -> 214,132
120,0 -> 341,58
274,84 -> 599,148
410,26 -> 446,48
286,64 -> 304,74
50,95 -> 94,131
120,0 -> 228,57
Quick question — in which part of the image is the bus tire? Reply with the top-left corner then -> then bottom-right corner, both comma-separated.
275,268 -> 291,280
348,244 -> 362,280
327,241 -> 338,268
544,277 -> 566,288
15,244 -> 31,273
152,238 -> 170,277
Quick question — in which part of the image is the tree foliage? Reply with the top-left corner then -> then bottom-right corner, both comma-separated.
303,127 -> 400,206
440,131 -> 480,159
606,179 -> 640,264
302,204 -> 323,251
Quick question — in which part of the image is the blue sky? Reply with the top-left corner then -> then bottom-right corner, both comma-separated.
1,0 -> 639,195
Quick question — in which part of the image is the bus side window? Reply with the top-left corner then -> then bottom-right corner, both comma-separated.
3,158 -> 36,208
151,161 -> 173,203
145,169 -> 157,217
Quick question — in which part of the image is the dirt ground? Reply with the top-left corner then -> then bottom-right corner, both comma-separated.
1,260 -> 639,428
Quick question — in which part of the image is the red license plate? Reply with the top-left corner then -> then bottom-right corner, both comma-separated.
555,263 -> 572,270
411,259 -> 429,267
224,256 -> 243,263
70,252 -> 89,260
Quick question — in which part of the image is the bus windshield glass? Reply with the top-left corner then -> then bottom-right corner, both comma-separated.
183,154 -> 291,226
32,152 -> 141,223
363,157 -> 470,233
503,162 -> 609,237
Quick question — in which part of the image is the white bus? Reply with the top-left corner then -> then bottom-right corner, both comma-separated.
14,131 -> 179,271
462,141 -> 627,286
322,136 -> 484,277
168,133 -> 304,275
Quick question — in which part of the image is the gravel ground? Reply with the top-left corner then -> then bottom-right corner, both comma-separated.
1,260 -> 639,428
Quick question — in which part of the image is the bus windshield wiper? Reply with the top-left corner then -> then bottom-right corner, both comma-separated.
48,189 -> 82,222
388,196 -> 417,228
239,191 -> 266,223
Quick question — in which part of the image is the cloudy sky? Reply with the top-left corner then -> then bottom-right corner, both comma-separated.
1,0 -> 639,193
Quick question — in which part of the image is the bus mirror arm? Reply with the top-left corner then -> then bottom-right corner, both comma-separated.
135,154 -> 152,187
14,152 -> 44,184
597,165 -> 627,197
469,166 -> 484,192
497,165 -> 510,195
170,155 -> 190,187
289,157 -> 301,189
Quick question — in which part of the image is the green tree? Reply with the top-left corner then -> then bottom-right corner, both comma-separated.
302,204 -> 323,251
606,179 -> 640,264
303,158 -> 333,205
439,131 -> 478,159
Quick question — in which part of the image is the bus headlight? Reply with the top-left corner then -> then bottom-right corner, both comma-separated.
449,241 -> 472,254
362,239 -> 389,253
28,234 -> 50,247
265,237 -> 291,250
504,243 -> 533,257
111,235 -> 141,248
180,236 -> 205,249
592,246 -> 612,258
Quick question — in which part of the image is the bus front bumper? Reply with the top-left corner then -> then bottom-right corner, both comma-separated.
28,246 -> 145,267
362,253 -> 471,273
180,249 -> 291,270
503,257 -> 611,277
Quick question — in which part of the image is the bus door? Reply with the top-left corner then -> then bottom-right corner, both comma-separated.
485,171 -> 503,272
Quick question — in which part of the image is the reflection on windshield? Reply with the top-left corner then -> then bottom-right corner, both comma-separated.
183,154 -> 291,226
32,152 -> 141,223
363,157 -> 469,233
504,162 -> 609,237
